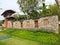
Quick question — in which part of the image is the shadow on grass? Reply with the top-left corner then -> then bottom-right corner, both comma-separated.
0,36 -> 11,40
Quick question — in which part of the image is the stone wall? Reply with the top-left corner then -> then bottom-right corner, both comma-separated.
38,15 -> 59,33
23,19 -> 35,29
6,15 -> 59,33
7,21 -> 12,28
13,21 -> 21,29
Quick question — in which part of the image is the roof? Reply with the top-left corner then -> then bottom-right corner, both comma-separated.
1,10 -> 16,17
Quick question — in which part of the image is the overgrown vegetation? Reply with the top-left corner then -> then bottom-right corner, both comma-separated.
13,14 -> 27,21
13,3 -> 60,21
17,0 -> 60,20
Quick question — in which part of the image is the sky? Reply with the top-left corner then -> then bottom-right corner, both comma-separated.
0,0 -> 56,20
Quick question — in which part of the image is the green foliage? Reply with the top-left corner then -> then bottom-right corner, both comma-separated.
28,10 -> 40,19
39,1 -> 48,16
17,0 -> 42,19
48,4 -> 59,15
13,13 -> 27,21
0,21 -> 2,26
17,0 -> 60,20
18,15 -> 27,21
18,0 -> 39,13
13,14 -> 19,21
48,4 -> 60,20
40,4 -> 60,18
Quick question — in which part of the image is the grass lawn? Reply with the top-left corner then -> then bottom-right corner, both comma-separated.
0,37 -> 40,45
0,32 -> 40,45
0,28 -> 60,45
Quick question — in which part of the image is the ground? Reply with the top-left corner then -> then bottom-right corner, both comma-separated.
0,32 -> 40,45
0,28 -> 60,45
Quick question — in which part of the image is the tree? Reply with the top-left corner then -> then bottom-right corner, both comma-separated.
13,14 -> 20,21
18,15 -> 27,21
38,0 -> 51,17
28,10 -> 40,19
17,0 -> 42,19
48,4 -> 59,15
48,4 -> 60,20
18,0 -> 60,20
39,0 -> 47,16
13,13 -> 27,21
18,0 -> 39,13
39,3 -> 60,17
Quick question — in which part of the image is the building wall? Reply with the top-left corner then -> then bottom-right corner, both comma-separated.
23,19 -> 35,29
7,21 -> 12,28
4,15 -> 59,33
38,15 -> 59,33
4,19 -> 8,28
13,21 -> 21,29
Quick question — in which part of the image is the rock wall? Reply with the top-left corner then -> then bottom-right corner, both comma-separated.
38,15 -> 59,33
13,21 -> 21,29
23,19 -> 35,29
6,15 -> 59,33
7,21 -> 12,28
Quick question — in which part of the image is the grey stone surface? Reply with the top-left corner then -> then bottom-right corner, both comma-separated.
7,15 -> 59,33
38,15 -> 59,33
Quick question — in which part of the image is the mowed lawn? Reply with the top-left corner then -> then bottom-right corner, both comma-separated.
0,32 -> 40,45
0,28 -> 60,45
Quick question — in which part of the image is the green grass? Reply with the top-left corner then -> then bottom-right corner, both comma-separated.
0,32 -> 40,45
1,28 -> 59,45
0,37 -> 40,45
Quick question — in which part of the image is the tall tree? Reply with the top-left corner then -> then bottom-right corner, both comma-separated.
49,4 -> 59,15
39,0 -> 50,16
48,4 -> 60,20
17,0 -> 42,19
18,0 -> 39,13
